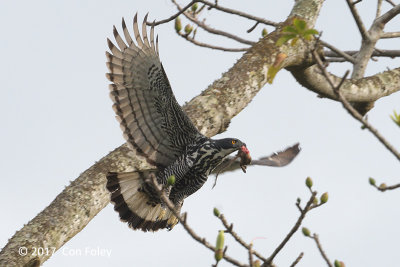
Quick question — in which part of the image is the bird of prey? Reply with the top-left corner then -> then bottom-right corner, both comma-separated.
105,14 -> 250,232
105,14 -> 299,232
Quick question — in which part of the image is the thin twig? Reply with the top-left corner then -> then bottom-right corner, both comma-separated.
147,174 -> 248,267
263,191 -> 317,266
289,252 -> 304,267
147,0 -> 196,26
312,234 -> 333,267
172,0 -> 255,45
375,4 -> 400,25
320,40 -> 356,63
381,31 -> 400,38
198,0 -> 278,27
247,21 -> 260,33
177,31 -> 248,52
248,244 -> 254,267
324,49 -> 400,58
372,182 -> 400,191
312,50 -> 400,161
385,0 -> 396,7
346,0 -> 370,39
376,0 -> 383,18
218,214 -> 268,262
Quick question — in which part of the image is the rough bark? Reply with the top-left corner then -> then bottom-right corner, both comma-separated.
289,65 -> 400,102
2,0 -> 399,265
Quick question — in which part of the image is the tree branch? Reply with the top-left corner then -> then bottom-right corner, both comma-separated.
177,31 -> 249,52
289,252 -> 304,267
346,0 -> 370,40
147,174 -> 248,267
197,0 -> 279,27
381,31 -> 400,38
172,0 -> 255,45
147,0 -> 196,26
217,214 -> 268,262
0,1 -> 327,265
320,40 -> 356,63
263,191 -> 317,267
311,50 -> 400,161
311,234 -> 333,267
324,49 -> 400,59
289,65 -> 400,104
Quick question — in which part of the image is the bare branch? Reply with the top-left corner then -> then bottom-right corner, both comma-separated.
320,40 -> 356,63
247,21 -> 260,33
370,181 -> 400,191
147,174 -> 248,267
376,0 -> 383,18
312,50 -> 400,161
385,0 -> 396,7
289,252 -> 304,267
263,191 -> 317,266
172,0 -> 255,45
218,214 -> 268,262
346,0 -> 370,40
198,0 -> 279,27
177,31 -> 248,52
248,244 -> 254,267
381,31 -> 400,38
351,4 -> 400,78
375,4 -> 400,25
311,234 -> 333,267
147,0 -> 196,26
324,49 -> 400,59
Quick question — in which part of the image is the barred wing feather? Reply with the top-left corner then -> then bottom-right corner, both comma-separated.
106,14 -> 203,168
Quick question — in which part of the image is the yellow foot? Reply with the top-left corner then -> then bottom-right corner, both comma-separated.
157,209 -> 166,221
167,215 -> 178,228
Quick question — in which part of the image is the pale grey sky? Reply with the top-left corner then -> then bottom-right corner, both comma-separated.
1,1 -> 399,266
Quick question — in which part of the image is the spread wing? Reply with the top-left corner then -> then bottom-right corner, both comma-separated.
106,14 -> 203,168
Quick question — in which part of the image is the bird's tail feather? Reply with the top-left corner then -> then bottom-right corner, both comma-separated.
106,171 -> 179,231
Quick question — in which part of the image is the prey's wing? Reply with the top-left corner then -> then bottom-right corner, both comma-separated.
253,143 -> 301,167
213,143 -> 301,174
106,14 -> 203,168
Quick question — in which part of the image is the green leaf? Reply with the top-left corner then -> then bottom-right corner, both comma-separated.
276,33 -> 297,46
282,25 -> 298,34
304,28 -> 319,35
262,28 -> 268,37
267,66 -> 279,84
293,18 -> 307,32
390,110 -> 400,127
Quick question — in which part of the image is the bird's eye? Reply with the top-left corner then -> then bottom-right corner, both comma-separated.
231,140 -> 236,145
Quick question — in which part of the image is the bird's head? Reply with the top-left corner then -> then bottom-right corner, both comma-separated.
215,138 -> 249,156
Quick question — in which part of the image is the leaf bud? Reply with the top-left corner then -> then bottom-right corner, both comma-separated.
167,175 -> 175,186
302,227 -> 311,237
306,177 -> 313,188
175,17 -> 182,33
320,192 -> 329,204
213,207 -> 220,217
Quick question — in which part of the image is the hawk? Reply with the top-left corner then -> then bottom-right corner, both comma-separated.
105,14 -> 250,232
105,14 -> 299,232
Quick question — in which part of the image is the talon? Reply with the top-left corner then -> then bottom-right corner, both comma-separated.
157,209 -> 166,221
167,215 -> 179,228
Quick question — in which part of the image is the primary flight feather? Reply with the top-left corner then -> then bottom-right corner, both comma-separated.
105,14 -> 250,231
